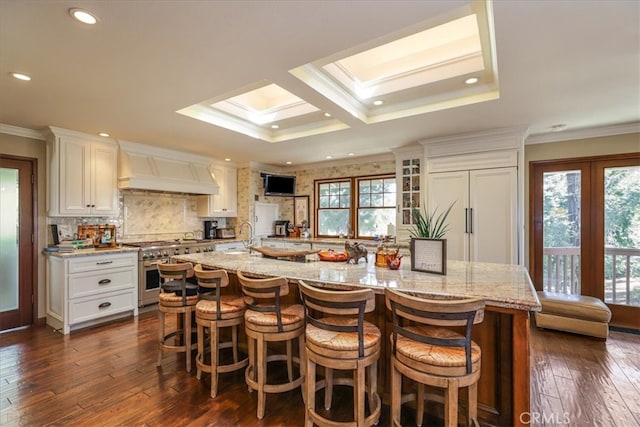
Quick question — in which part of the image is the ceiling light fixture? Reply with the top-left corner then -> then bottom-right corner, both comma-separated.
271,124 -> 279,129
348,153 -> 355,156
286,161 -> 292,165
326,155 -> 333,159
98,132 -> 110,137
324,112 -> 332,117
465,77 -> 479,84
373,100 -> 383,106
10,72 -> 31,81
224,158 -> 231,162
69,8 -> 98,25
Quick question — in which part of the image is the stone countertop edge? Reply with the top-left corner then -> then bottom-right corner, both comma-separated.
262,236 -> 410,249
173,252 -> 541,312
45,247 -> 140,257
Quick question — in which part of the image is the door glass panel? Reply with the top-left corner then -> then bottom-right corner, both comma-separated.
542,170 -> 581,294
0,167 -> 19,312
604,166 -> 640,306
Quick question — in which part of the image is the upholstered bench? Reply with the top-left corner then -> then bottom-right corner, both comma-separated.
535,291 -> 612,339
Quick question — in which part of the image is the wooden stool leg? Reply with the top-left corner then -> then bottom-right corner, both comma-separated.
324,367 -> 333,410
367,360 -> 377,413
286,339 -> 293,382
299,335 -> 306,404
468,382 -> 478,426
416,383 -> 424,426
305,356 -> 316,427
257,335 -> 267,419
185,310 -> 192,372
246,335 -> 255,392
210,322 -> 218,398
444,381 -> 458,427
355,364 -> 365,427
232,325 -> 239,363
390,362 -> 402,427
157,310 -> 165,367
196,322 -> 204,380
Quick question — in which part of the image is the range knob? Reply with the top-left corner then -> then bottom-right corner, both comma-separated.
142,253 -> 149,260
184,248 -> 190,254
174,248 -> 179,255
156,251 -> 163,259
195,248 -> 201,253
148,252 -> 155,259
163,251 -> 168,257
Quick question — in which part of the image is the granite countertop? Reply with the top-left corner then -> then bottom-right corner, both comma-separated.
45,246 -> 140,258
172,251 -> 540,311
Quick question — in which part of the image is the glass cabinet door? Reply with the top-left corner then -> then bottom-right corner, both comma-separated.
400,158 -> 421,225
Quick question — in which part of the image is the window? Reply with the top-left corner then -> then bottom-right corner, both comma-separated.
316,174 -> 396,238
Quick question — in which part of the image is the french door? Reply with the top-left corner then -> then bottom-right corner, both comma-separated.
0,155 -> 36,331
531,153 -> 640,328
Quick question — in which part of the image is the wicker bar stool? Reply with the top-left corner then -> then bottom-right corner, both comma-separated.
237,271 -> 305,420
384,288 -> 485,427
298,280 -> 381,427
157,261 -> 198,372
193,265 -> 248,398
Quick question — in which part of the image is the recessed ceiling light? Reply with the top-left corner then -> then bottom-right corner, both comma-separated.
10,72 -> 31,81
271,124 -> 279,129
224,158 -> 231,162
551,124 -> 567,131
285,161 -> 292,165
324,112 -> 332,117
348,153 -> 355,156
98,132 -> 110,137
373,100 -> 383,106
465,77 -> 479,85
326,155 -> 333,159
69,8 -> 98,25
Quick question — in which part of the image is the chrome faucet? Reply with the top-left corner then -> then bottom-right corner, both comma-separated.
239,220 -> 254,248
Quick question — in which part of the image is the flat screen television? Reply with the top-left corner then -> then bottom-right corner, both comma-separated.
264,174 -> 296,196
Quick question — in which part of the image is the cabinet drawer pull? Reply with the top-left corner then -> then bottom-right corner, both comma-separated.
98,279 -> 111,285
96,261 -> 113,265
98,302 -> 111,309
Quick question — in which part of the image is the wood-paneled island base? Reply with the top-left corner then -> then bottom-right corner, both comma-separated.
173,251 -> 541,427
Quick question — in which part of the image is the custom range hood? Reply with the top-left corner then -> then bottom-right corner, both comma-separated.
118,140 -> 219,195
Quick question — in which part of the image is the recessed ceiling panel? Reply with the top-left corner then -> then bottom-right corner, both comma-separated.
290,0 -> 498,124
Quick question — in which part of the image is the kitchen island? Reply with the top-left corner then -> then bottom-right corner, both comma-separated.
173,251 -> 540,427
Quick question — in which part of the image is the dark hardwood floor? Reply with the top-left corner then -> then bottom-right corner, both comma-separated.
1,311 -> 639,426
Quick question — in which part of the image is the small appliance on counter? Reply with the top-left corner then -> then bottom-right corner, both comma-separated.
204,220 -> 218,239
216,227 -> 236,239
274,220 -> 290,237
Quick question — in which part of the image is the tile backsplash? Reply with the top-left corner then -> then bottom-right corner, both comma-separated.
46,189 -> 227,244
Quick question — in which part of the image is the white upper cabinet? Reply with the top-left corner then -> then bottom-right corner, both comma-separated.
197,163 -> 237,217
46,127 -> 118,217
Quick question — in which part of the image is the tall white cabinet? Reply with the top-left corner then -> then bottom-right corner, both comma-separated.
46,127 -> 119,217
428,166 -> 517,264
197,162 -> 238,217
421,127 -> 526,265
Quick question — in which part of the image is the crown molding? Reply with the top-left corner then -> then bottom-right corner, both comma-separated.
0,123 -> 45,140
526,122 -> 640,145
281,152 -> 394,172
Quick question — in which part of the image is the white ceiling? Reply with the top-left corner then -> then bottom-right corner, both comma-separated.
1,0 -> 638,166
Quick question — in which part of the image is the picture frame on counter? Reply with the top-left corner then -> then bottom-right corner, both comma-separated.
294,195 -> 309,227
410,238 -> 447,275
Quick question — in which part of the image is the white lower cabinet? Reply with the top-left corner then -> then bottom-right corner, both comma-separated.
46,252 -> 138,334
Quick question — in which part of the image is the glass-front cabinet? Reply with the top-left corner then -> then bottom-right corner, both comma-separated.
393,147 -> 423,243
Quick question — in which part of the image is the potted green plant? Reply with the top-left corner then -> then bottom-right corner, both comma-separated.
409,201 -> 455,239
409,201 -> 455,275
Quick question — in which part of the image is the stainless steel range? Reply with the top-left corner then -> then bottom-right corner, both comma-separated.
124,240 -> 216,307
